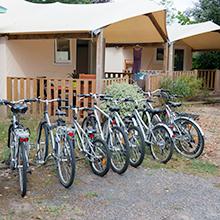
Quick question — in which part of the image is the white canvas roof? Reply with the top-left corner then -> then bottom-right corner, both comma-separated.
0,0 -> 168,43
168,21 -> 220,50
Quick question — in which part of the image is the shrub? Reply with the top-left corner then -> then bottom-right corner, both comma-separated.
160,75 -> 202,99
102,83 -> 144,116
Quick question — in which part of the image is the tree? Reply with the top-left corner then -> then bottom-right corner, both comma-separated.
176,11 -> 195,25
186,0 -> 220,69
187,0 -> 220,25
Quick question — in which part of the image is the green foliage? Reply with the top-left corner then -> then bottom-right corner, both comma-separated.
193,52 -> 220,69
187,0 -> 220,25
160,76 -> 202,98
102,83 -> 144,116
176,11 -> 195,25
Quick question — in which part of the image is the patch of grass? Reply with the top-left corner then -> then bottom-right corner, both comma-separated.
84,191 -> 98,199
142,154 -> 219,177
45,205 -> 65,216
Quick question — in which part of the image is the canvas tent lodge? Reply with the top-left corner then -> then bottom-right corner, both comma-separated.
105,21 -> 220,92
0,0 -> 169,113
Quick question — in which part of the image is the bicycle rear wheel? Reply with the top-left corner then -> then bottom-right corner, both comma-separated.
107,126 -> 130,174
56,137 -> 75,188
89,138 -> 110,177
150,124 -> 174,163
18,143 -> 28,197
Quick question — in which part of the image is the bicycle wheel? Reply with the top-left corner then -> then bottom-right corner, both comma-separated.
150,124 -> 174,163
8,127 -> 16,169
56,137 -> 75,188
89,138 -> 110,177
18,143 -> 28,197
173,117 -> 204,159
36,122 -> 49,162
82,115 -> 97,132
127,126 -> 145,168
107,126 -> 130,174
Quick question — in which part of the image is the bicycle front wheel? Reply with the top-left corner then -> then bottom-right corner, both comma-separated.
18,143 -> 28,197
150,124 -> 174,164
128,126 -> 145,168
108,126 -> 130,174
173,117 -> 204,159
56,137 -> 75,188
89,138 -> 110,177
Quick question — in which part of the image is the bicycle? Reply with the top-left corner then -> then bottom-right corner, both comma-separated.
61,105 -> 110,177
35,98 -> 75,188
79,94 -> 130,174
117,97 -> 174,164
0,98 -> 37,197
145,89 -> 205,159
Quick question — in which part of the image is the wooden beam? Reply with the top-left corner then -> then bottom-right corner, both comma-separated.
96,29 -> 105,94
192,48 -> 220,52
7,32 -> 91,40
146,13 -> 168,42
106,42 -> 164,48
168,42 -> 174,74
163,42 -> 169,71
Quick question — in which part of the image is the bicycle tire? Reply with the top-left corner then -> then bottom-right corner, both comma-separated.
56,137 -> 76,188
18,143 -> 27,197
89,138 -> 111,177
107,126 -> 130,174
150,124 -> 174,164
36,122 -> 49,162
127,126 -> 145,168
173,117 -> 204,159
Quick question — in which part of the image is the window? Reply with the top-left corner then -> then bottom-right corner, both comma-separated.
55,39 -> 71,64
156,48 -> 164,61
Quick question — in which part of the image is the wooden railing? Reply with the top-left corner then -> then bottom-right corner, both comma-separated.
145,69 -> 218,92
7,76 -> 129,118
198,70 -> 216,90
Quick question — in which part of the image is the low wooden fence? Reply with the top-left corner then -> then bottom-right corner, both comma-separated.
7,76 -> 129,118
146,69 -> 218,92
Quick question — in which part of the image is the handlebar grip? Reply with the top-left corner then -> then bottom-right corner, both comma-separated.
77,94 -> 91,98
24,98 -> 38,103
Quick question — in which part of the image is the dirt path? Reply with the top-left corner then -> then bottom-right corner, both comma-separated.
185,104 -> 220,166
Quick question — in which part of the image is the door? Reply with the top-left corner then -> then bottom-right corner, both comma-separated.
174,49 -> 184,71
76,40 -> 89,74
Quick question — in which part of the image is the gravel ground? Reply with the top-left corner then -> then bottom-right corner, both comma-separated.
1,103 -> 220,220
0,164 -> 220,220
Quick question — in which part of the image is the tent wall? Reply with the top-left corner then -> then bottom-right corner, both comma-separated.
5,39 -> 77,78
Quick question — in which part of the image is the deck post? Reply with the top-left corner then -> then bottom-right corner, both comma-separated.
214,69 -> 220,94
163,42 -> 169,72
168,42 -> 174,76
96,29 -> 105,94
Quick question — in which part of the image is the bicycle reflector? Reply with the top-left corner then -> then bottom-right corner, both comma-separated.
68,131 -> 74,137
19,137 -> 29,143
89,133 -> 95,139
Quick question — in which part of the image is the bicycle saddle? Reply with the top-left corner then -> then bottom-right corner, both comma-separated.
167,101 -> 182,108
56,109 -> 67,116
146,108 -> 165,115
11,104 -> 28,114
109,106 -> 120,112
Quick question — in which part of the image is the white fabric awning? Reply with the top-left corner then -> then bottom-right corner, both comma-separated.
0,0 -> 168,43
168,21 -> 220,51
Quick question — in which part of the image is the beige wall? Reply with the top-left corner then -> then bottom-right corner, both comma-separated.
6,39 -> 77,78
105,47 -> 124,72
0,37 -> 7,99
105,42 -> 192,73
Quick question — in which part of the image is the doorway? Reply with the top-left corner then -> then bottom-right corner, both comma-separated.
76,40 -> 89,74
174,49 -> 184,71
